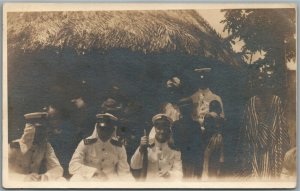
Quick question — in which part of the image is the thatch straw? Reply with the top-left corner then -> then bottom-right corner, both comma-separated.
7,10 -> 239,65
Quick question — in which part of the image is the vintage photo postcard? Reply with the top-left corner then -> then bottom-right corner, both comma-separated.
2,3 -> 297,189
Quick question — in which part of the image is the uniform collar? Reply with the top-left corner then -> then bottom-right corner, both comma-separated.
197,88 -> 211,95
89,124 -> 117,139
97,137 -> 112,144
154,139 -> 169,150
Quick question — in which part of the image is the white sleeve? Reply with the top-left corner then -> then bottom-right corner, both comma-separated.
130,146 -> 144,170
169,151 -> 183,180
117,146 -> 134,180
43,143 -> 64,180
69,141 -> 98,179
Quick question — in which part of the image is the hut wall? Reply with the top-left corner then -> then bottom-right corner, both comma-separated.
8,48 -> 247,175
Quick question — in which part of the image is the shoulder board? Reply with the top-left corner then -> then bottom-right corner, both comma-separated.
168,143 -> 180,151
10,141 -> 20,149
83,138 -> 97,145
149,142 -> 155,148
110,139 -> 123,147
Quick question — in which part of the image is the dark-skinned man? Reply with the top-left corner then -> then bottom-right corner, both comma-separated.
8,112 -> 64,181
68,113 -> 133,181
131,114 -> 183,181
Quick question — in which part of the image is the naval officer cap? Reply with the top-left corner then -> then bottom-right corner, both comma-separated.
193,67 -> 212,80
24,112 -> 48,120
193,67 -> 212,73
24,112 -> 48,124
152,114 -> 173,128
96,113 -> 118,127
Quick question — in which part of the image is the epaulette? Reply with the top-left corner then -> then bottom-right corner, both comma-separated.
110,138 -> 123,147
83,138 -> 97,145
10,141 -> 20,149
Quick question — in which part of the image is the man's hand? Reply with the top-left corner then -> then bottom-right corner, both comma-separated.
94,169 -> 102,177
208,111 -> 218,118
140,136 -> 148,146
24,173 -> 41,181
139,136 -> 148,153
93,170 -> 108,181
158,170 -> 170,178
40,174 -> 49,181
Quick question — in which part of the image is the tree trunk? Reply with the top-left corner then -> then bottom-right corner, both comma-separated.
272,37 -> 288,104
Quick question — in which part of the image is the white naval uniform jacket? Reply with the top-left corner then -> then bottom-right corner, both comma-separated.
131,140 -> 183,181
69,136 -> 133,181
191,88 -> 224,125
8,140 -> 64,181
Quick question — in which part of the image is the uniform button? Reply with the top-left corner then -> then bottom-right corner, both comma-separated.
101,159 -> 105,162
159,148 -> 162,151
100,168 -> 103,171
102,148 -> 105,151
158,168 -> 161,171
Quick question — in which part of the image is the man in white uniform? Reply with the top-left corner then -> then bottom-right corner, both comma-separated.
189,68 -> 224,127
69,113 -> 133,181
8,112 -> 64,181
131,114 -> 183,181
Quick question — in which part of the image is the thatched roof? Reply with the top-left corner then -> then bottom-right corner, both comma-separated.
7,10 -> 239,65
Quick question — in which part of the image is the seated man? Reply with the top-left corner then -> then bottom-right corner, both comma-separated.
8,112 -> 64,181
131,114 -> 183,181
69,113 -> 133,181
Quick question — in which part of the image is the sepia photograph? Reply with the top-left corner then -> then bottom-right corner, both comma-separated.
2,3 -> 297,189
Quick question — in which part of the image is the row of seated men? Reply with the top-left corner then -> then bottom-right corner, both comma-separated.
8,109 -> 295,182
8,111 -> 188,181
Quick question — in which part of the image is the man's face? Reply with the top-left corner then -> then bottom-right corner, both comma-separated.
186,71 -> 210,91
256,62 -> 276,92
47,106 -> 60,128
155,125 -> 171,143
209,101 -> 222,115
196,72 -> 210,89
96,122 -> 115,142
166,77 -> 181,88
71,97 -> 86,109
257,72 -> 275,95
47,105 -> 57,118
